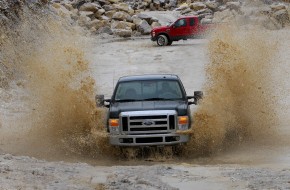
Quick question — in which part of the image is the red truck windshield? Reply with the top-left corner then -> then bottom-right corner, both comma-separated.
114,80 -> 184,101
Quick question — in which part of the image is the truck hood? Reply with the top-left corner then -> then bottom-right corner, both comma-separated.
152,25 -> 170,32
109,101 -> 188,118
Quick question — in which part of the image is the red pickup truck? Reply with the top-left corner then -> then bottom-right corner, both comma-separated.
151,16 -> 213,46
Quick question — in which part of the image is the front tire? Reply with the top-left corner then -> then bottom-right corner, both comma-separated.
157,35 -> 168,46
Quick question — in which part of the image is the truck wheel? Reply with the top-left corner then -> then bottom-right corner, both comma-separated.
167,40 -> 172,46
157,35 -> 168,46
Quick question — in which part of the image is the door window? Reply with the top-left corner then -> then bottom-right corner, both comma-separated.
189,18 -> 195,26
175,19 -> 187,27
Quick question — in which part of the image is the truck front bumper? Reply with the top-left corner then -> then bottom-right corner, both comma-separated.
109,133 -> 189,146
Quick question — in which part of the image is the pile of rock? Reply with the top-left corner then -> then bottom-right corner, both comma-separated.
1,0 -> 290,38
127,0 -> 178,11
50,0 -> 164,37
50,0 -> 290,38
256,2 -> 290,29
175,1 -> 242,21
175,0 -> 290,30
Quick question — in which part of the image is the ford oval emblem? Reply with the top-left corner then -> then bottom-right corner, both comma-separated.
143,120 -> 154,126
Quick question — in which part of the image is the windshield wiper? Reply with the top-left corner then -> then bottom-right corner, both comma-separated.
143,98 -> 169,101
144,98 -> 183,101
115,99 -> 141,102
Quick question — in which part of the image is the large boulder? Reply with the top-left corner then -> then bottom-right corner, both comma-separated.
78,13 -> 91,27
197,8 -> 213,15
63,3 -> 74,11
137,13 -> 152,24
112,11 -> 132,22
132,15 -> 142,25
100,15 -> 110,21
113,3 -> 130,12
102,5 -> 113,11
79,10 -> 95,17
98,0 -> 110,6
205,1 -> 220,10
97,26 -> 113,35
79,2 -> 101,13
189,2 -> 206,11
89,19 -> 106,30
51,3 -> 72,19
151,21 -> 161,28
181,7 -> 193,14
95,8 -> 105,18
108,0 -> 120,3
105,10 -> 117,19
153,0 -> 161,6
175,3 -> 189,11
169,0 -> 177,7
226,2 -> 241,11
111,20 -> 136,30
270,3 -> 287,12
112,29 -> 132,37
127,8 -> 135,16
136,20 -> 152,35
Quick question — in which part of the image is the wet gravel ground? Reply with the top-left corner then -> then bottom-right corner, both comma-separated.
1,152 -> 290,190
225,167 -> 290,190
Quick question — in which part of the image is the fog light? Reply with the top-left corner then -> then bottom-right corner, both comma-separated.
109,126 -> 119,134
178,124 -> 188,130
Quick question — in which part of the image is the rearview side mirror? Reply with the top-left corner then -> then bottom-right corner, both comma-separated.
187,91 -> 203,105
194,91 -> 203,99
95,95 -> 105,107
193,91 -> 203,104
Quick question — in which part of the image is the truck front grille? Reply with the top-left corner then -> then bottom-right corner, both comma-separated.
120,110 -> 177,134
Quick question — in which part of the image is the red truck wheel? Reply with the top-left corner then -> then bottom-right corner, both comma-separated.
157,35 -> 168,46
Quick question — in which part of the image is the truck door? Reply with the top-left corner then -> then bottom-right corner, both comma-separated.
189,17 -> 199,38
170,18 -> 188,40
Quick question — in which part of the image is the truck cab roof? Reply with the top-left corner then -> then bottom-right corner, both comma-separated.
179,15 -> 199,19
118,74 -> 180,82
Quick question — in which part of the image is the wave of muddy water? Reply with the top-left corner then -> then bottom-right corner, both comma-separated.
1,6 -> 290,165
0,6 -> 119,165
183,25 -> 282,155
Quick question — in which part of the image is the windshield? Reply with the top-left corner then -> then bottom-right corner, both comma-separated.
114,80 -> 184,102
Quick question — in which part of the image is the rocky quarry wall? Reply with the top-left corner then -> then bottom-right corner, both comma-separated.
50,0 -> 290,36
1,0 -> 290,38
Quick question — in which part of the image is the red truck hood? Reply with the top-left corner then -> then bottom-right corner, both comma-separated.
152,25 -> 170,32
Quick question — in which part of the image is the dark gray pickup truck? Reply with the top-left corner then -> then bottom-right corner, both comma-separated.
96,74 -> 202,147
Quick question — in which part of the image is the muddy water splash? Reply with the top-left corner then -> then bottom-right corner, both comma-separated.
0,6 -> 114,159
184,25 -> 280,156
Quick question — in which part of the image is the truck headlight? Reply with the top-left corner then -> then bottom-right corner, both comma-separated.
178,116 -> 189,130
152,31 -> 155,37
109,119 -> 119,134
